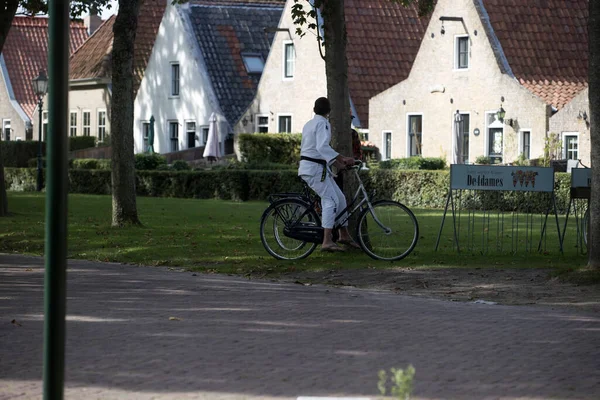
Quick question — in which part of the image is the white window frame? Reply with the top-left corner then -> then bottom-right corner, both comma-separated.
42,111 -> 49,141
484,111 -> 505,163
97,109 -> 107,143
283,40 -> 295,80
169,120 -> 179,152
277,114 -> 293,133
406,113 -> 423,157
82,110 -> 91,136
170,62 -> 180,97
186,120 -> 197,149
562,132 -> 579,160
519,129 -> 532,159
2,119 -> 10,141
255,114 -> 269,133
452,111 -> 471,164
454,35 -> 470,71
69,110 -> 78,137
382,131 -> 392,161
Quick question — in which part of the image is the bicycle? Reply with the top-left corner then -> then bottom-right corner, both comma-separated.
259,160 -> 419,261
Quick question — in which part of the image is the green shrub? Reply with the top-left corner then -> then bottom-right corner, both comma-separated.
134,153 -> 167,170
2,168 -> 573,213
213,160 -> 296,170
171,160 -> 190,171
475,155 -> 491,165
378,157 -> 446,170
238,133 -> 301,164
69,136 -> 96,151
1,141 -> 45,167
71,158 -> 111,170
27,157 -> 74,168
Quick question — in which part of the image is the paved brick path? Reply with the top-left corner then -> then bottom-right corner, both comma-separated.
1,254 -> 599,400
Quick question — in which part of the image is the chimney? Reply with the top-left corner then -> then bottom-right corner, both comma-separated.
84,13 -> 102,35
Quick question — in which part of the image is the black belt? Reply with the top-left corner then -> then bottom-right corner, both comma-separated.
300,156 -> 326,165
300,156 -> 328,181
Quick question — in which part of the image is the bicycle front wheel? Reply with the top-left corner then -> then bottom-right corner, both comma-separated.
260,198 -> 319,260
357,200 -> 419,261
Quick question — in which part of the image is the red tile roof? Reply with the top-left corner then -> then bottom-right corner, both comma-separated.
2,16 -> 88,119
69,0 -> 166,97
70,16 -> 115,80
345,0 -> 430,127
483,0 -> 588,110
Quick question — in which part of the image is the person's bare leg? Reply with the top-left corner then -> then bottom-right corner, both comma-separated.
323,228 -> 336,247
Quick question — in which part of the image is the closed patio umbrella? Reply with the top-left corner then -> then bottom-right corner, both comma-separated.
203,112 -> 221,161
453,110 -> 463,164
147,115 -> 155,154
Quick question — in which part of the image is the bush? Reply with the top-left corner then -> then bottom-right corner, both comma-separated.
69,136 -> 96,151
71,158 -> 111,170
475,155 -> 491,165
27,157 -> 75,168
1,141 -> 45,167
212,160 -> 296,170
238,133 -> 301,164
2,168 -> 573,213
378,157 -> 446,170
171,160 -> 190,171
135,153 -> 167,170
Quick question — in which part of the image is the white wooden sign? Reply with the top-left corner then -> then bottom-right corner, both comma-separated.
571,168 -> 591,188
450,164 -> 554,192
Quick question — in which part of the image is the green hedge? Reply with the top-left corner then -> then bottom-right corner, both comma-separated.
3,168 -> 573,213
1,141 -> 45,168
69,136 -> 96,151
238,133 -> 301,164
377,157 -> 446,170
72,159 -> 111,170
135,153 -> 167,170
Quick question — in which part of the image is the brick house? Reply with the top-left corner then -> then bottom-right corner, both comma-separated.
235,0 -> 430,139
0,17 -> 88,141
369,0 -> 588,165
65,0 -> 166,146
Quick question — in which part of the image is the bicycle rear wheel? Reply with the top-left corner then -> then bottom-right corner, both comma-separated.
357,200 -> 419,261
260,198 -> 319,260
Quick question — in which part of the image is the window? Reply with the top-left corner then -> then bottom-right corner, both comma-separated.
83,111 -> 91,136
170,121 -> 179,152
383,131 -> 392,160
242,53 -> 264,74
278,115 -> 292,133
69,111 -> 77,137
186,121 -> 196,148
171,63 -> 180,96
457,113 -> 470,163
256,115 -> 269,133
563,133 -> 579,160
521,130 -> 531,159
486,112 -> 504,164
97,110 -> 107,142
201,126 -> 209,145
284,42 -> 295,79
42,111 -> 48,141
407,115 -> 422,156
2,120 -> 10,141
143,122 -> 150,151
455,36 -> 469,69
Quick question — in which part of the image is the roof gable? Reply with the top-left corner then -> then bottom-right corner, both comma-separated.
69,0 -> 166,96
481,0 -> 588,110
186,0 -> 284,125
2,16 -> 88,118
345,0 -> 430,127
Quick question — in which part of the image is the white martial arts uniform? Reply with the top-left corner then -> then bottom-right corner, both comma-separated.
298,115 -> 348,229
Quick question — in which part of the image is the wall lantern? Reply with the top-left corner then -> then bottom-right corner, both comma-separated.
496,105 -> 506,121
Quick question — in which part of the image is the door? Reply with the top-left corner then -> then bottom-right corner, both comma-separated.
488,128 -> 503,164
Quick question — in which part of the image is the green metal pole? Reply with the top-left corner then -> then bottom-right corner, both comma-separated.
43,1 -> 70,399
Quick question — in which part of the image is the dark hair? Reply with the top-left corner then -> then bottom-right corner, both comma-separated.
313,97 -> 331,116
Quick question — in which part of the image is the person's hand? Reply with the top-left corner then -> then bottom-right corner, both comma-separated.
342,156 -> 355,168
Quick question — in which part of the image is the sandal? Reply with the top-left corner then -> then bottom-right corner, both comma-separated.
321,244 -> 346,252
337,239 -> 361,249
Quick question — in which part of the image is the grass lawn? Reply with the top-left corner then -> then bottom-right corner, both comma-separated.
0,192 -> 588,275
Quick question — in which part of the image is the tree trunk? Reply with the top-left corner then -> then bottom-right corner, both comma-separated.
321,0 -> 359,234
111,0 -> 141,227
0,0 -> 19,217
588,0 -> 600,269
